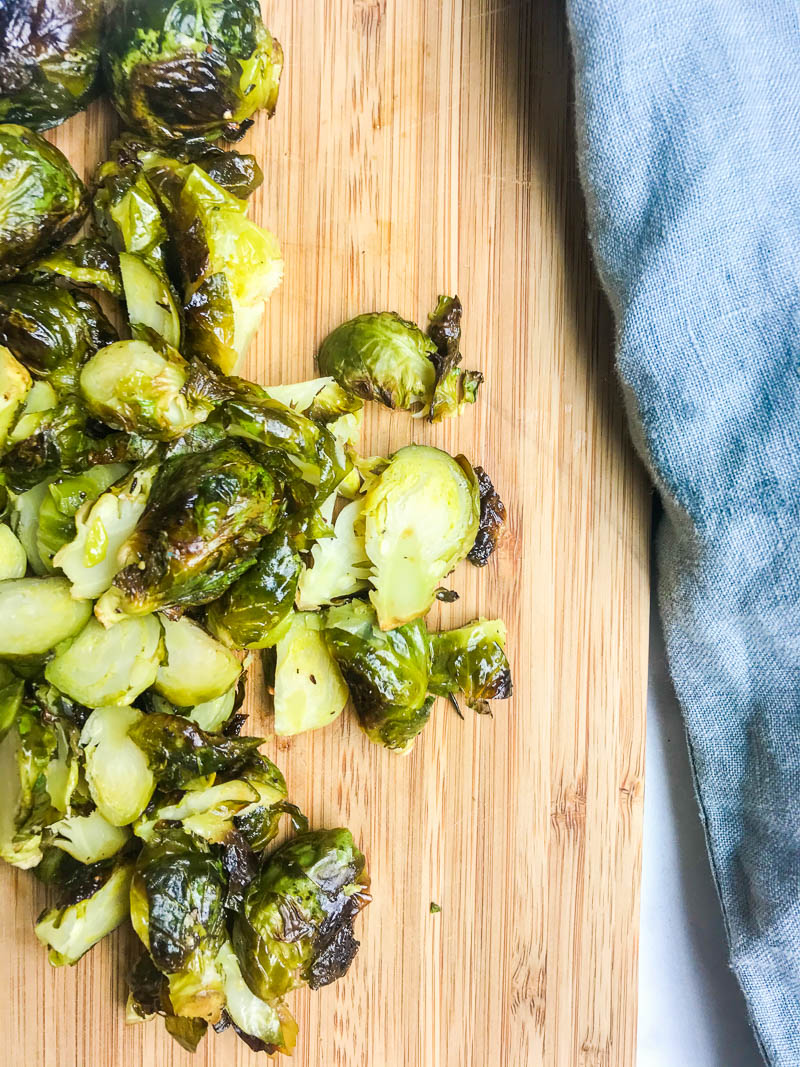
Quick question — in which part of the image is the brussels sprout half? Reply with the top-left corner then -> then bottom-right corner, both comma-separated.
36,462 -> 129,571
0,0 -> 103,130
0,696 -> 59,868
0,576 -> 92,659
0,126 -> 87,280
104,0 -> 283,145
35,858 -> 135,966
0,345 -> 32,450
47,809 -> 131,866
155,616 -> 241,706
0,523 -> 28,579
323,600 -> 433,751
428,618 -> 513,714
217,941 -> 298,1056
362,444 -> 480,630
271,612 -> 350,738
80,705 -> 157,827
296,497 -> 371,610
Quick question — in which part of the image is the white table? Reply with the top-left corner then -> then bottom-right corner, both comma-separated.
637,596 -> 762,1066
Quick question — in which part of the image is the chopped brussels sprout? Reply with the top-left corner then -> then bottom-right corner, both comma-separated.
0,698 -> 58,867
323,600 -> 433,751
130,829 -> 227,1022
45,615 -> 163,708
47,809 -> 131,865
0,345 -> 32,450
273,612 -> 349,737
104,0 -> 283,144
154,616 -> 241,706
0,1 -> 102,130
36,463 -> 128,570
35,858 -> 134,966
128,712 -> 262,791
296,497 -> 371,609
0,126 -> 87,279
0,523 -> 27,579
317,311 -> 436,414
206,528 -> 300,650
25,237 -> 122,297
0,284 -> 116,399
428,618 -> 513,713
232,828 -> 370,1001
217,941 -> 298,1055
96,444 -> 280,621
143,156 -> 283,373
118,253 -> 183,349
363,444 -> 480,629
467,465 -> 506,566
54,464 -> 156,600
0,576 -> 91,658
426,294 -> 483,422
80,705 -> 157,826
80,340 -> 210,440
9,478 -> 53,574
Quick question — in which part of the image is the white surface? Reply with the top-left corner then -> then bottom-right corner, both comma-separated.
637,596 -> 763,1067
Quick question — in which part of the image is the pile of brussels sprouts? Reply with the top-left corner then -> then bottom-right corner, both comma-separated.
0,0 -> 512,1057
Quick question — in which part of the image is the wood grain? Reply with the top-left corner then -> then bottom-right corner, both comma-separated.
0,1 -> 651,1065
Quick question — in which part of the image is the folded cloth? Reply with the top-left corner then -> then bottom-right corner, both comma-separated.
566,2 -> 800,1063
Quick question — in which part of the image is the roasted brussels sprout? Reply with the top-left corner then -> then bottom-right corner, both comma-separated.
0,345 -> 32,449
296,497 -> 371,609
428,618 -> 513,714
207,528 -> 300,650
8,477 -> 53,574
317,311 -> 437,414
467,465 -> 506,566
143,155 -> 282,373
81,705 -> 157,826
1,394 -> 89,491
0,523 -> 28,579
0,126 -> 87,279
25,237 -> 122,297
232,828 -> 370,1002
47,809 -> 131,866
130,829 -> 227,1021
34,857 -> 134,966
0,283 -> 116,397
147,683 -> 240,734
0,576 -> 91,659
154,615 -> 241,706
45,615 -> 164,708
426,294 -> 483,422
36,462 -> 128,570
104,0 -> 283,145
0,0 -> 103,130
95,444 -> 280,622
80,340 -> 213,440
363,444 -> 480,630
217,940 -> 298,1055
323,600 -> 433,750
272,612 -> 349,737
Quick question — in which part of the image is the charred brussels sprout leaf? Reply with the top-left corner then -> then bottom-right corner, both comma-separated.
0,284 -> 116,395
232,828 -> 370,1002
323,600 -> 432,751
0,126 -> 87,279
130,829 -> 227,1022
217,941 -> 298,1055
206,528 -> 301,650
190,145 -> 263,200
272,612 -> 349,737
143,156 -> 283,374
0,0 -> 102,130
128,712 -> 263,791
428,618 -> 513,714
467,464 -> 507,566
34,857 -> 134,966
426,294 -> 483,422
104,0 -> 283,145
363,444 -> 480,630
127,952 -> 209,1051
317,311 -> 436,414
95,443 -> 280,621
2,394 -> 90,492
80,340 -> 212,440
25,237 -> 122,297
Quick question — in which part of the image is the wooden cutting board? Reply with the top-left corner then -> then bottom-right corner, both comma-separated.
0,1 -> 651,1064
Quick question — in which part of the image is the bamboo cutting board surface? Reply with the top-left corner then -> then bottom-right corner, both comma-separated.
0,1 -> 652,1065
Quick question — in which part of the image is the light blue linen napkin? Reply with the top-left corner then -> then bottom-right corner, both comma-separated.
566,2 -> 800,1062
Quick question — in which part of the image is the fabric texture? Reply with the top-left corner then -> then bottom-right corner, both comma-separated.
565,2 -> 800,1063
